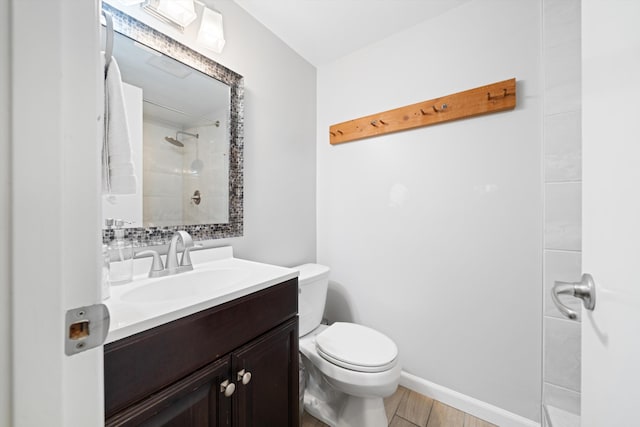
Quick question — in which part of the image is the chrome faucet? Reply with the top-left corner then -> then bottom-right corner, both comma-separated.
136,230 -> 196,278
165,230 -> 195,274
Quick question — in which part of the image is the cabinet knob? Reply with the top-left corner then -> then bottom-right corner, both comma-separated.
220,379 -> 235,397
237,369 -> 252,385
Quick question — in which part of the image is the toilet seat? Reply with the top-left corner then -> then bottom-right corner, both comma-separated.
315,322 -> 398,373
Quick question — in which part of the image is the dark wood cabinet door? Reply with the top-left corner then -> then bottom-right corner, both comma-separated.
104,279 -> 298,418
232,318 -> 299,427
106,357 -> 232,427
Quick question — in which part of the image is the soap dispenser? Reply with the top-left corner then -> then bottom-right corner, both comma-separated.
106,218 -> 134,285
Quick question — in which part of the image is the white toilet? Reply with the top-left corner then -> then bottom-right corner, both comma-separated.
296,264 -> 401,427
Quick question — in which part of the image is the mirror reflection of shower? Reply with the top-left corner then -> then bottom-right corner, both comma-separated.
190,137 -> 204,174
139,94 -> 229,226
164,131 -> 198,148
106,21 -> 236,228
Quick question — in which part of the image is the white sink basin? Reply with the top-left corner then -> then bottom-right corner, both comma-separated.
105,246 -> 299,344
121,268 -> 251,303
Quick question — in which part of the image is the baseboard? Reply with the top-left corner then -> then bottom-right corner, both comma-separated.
543,405 -> 580,427
400,371 -> 540,427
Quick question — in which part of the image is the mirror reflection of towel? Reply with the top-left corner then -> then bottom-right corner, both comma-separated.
103,53 -> 137,194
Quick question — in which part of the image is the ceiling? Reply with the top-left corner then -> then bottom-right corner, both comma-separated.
114,31 -> 228,128
231,0 -> 471,67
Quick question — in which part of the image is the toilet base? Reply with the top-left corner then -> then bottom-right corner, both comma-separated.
338,395 -> 388,427
304,392 -> 338,426
304,391 -> 388,427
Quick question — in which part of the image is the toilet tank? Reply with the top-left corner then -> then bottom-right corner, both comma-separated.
294,263 -> 330,337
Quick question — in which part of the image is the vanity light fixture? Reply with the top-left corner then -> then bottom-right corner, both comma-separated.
197,7 -> 226,53
142,0 -> 198,31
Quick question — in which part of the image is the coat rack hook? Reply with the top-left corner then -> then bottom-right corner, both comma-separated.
488,88 -> 509,100
420,108 -> 429,116
379,119 -> 387,125
433,103 -> 448,113
330,131 -> 336,137
370,120 -> 378,127
337,129 -> 344,135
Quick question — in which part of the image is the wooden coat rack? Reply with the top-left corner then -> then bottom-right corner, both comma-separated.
329,78 -> 516,145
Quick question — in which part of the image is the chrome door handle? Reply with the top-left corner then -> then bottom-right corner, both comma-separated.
552,273 -> 596,320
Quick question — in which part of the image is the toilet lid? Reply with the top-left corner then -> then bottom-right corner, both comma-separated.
315,322 -> 398,373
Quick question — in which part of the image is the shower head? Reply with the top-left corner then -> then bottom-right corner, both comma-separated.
164,131 -> 198,148
164,136 -> 184,147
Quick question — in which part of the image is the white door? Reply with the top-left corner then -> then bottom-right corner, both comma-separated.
581,1 -> 640,425
11,0 -> 104,426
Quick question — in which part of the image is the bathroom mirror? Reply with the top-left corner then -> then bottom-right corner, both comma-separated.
102,4 -> 243,245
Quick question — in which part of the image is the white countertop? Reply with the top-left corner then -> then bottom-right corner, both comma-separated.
104,246 -> 298,344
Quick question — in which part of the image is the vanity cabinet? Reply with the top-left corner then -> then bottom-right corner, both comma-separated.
104,279 -> 299,427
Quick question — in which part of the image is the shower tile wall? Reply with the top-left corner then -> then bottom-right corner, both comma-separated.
542,0 -> 582,422
182,107 -> 229,225
143,109 -> 229,227
143,120 -> 184,226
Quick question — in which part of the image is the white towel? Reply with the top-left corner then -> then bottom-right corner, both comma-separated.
103,53 -> 137,194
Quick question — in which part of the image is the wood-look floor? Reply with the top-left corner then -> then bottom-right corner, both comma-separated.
302,386 -> 497,427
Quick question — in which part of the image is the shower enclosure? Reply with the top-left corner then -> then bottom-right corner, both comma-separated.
541,0 -> 582,426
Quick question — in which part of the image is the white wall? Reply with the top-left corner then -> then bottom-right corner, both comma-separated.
106,0 -> 317,266
0,0 -> 10,423
317,0 -> 542,422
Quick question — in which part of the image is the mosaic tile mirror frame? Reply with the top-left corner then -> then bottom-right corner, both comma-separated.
102,4 -> 244,245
